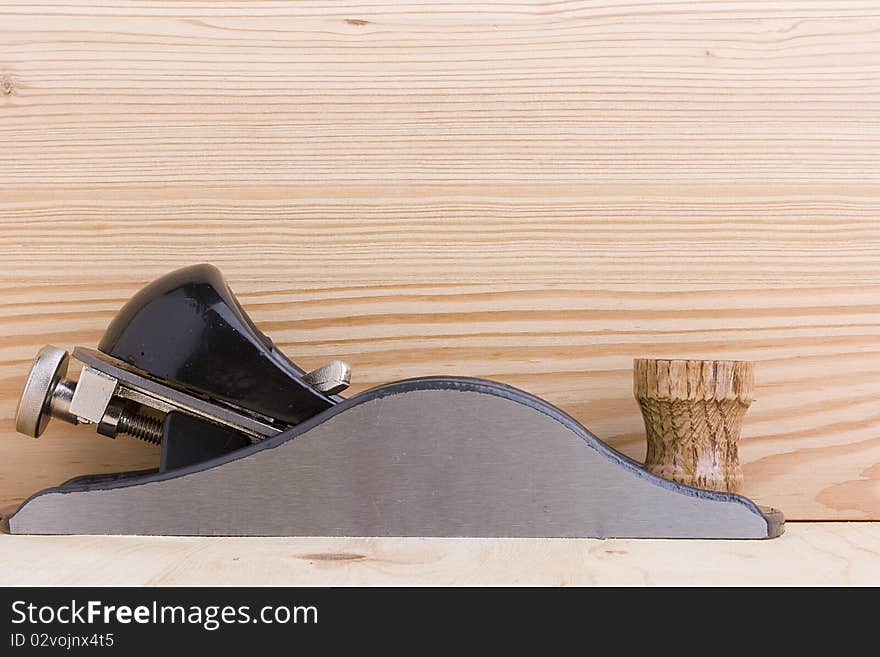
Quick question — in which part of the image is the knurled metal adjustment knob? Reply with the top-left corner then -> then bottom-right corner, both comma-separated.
15,345 -> 79,438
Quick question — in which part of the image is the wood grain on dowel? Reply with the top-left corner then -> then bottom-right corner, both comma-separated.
1,2 -> 880,520
635,359 -> 754,492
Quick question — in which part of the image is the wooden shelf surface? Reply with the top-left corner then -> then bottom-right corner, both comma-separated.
1,523 -> 877,586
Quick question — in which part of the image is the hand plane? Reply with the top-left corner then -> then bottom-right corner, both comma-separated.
7,265 -> 783,538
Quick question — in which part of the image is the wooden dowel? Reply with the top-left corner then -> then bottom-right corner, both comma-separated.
634,358 -> 754,493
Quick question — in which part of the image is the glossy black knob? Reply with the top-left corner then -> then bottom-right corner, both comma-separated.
98,264 -> 336,426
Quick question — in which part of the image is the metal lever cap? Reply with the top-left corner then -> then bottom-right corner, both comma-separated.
303,360 -> 351,395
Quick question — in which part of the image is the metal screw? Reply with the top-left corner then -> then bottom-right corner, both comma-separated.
15,345 -> 164,444
96,401 -> 164,444
117,411 -> 163,444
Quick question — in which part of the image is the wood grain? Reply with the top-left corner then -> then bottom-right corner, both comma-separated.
0,523 -> 877,586
636,358 -> 754,492
1,2 -> 879,519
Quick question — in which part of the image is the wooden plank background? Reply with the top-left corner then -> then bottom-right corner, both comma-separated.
1,1 -> 879,520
